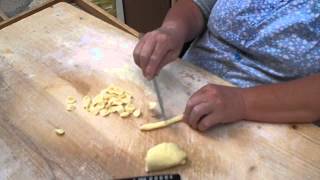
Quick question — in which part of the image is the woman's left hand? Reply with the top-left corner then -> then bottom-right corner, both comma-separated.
183,84 -> 246,131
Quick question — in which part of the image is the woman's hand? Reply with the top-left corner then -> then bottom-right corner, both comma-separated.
133,27 -> 184,80
183,84 -> 246,131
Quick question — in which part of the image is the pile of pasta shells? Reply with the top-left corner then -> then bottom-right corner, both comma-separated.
67,85 -> 141,118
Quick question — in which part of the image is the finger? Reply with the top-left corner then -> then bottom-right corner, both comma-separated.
139,37 -> 157,77
154,50 -> 178,76
145,42 -> 170,79
188,102 -> 213,129
133,38 -> 146,68
197,114 -> 222,131
183,92 -> 208,123
183,84 -> 214,123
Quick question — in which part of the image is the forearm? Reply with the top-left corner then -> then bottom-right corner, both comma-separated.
161,0 -> 205,42
241,74 -> 320,123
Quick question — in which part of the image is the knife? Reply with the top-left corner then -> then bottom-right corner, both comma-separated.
153,77 -> 166,120
138,33 -> 166,119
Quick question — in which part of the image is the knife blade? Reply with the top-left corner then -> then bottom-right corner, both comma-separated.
152,77 -> 166,120
137,33 -> 166,120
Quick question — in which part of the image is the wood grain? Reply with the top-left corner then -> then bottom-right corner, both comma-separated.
0,0 -> 138,37
0,3 -> 319,179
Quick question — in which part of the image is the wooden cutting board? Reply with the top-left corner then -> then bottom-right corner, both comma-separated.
0,2 -> 319,179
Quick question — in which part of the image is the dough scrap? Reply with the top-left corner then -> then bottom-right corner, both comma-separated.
99,109 -> 110,117
120,111 -> 130,118
133,109 -> 141,118
148,101 -> 157,110
66,104 -> 76,111
55,128 -> 65,136
140,114 -> 183,131
145,142 -> 187,172
66,96 -> 77,104
66,96 -> 77,111
125,104 -> 136,113
82,96 -> 92,110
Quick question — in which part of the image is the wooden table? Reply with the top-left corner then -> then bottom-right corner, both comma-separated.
0,2 -> 319,180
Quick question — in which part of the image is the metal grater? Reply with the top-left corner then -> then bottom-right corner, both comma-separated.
115,174 -> 180,180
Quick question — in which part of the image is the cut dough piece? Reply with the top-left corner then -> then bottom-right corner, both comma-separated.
66,104 -> 76,111
55,128 -> 65,136
145,142 -> 187,172
120,111 -> 130,118
66,96 -> 77,104
66,96 -> 77,111
109,105 -> 124,113
96,102 -> 105,110
100,109 -> 110,117
122,96 -> 132,104
88,105 -> 95,113
140,114 -> 183,131
133,109 -> 141,118
148,101 -> 157,110
92,109 -> 100,116
82,96 -> 92,109
125,104 -> 136,113
89,106 -> 100,115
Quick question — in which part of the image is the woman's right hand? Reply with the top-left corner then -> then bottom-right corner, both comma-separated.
133,27 -> 185,80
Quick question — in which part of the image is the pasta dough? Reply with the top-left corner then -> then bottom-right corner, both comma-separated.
145,142 -> 187,172
66,104 -> 76,111
55,128 -> 65,136
82,85 -> 141,119
66,96 -> 77,111
148,101 -> 157,110
66,96 -> 77,104
133,109 -> 141,117
140,114 -> 183,131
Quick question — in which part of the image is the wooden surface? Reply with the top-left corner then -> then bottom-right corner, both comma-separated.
75,0 -> 139,37
0,0 -> 139,37
0,2 -> 319,180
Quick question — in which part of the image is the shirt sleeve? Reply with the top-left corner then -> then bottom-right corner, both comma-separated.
193,0 -> 217,19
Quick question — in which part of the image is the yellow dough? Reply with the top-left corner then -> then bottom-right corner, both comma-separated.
66,104 -> 76,111
66,96 -> 77,104
55,128 -> 65,136
99,109 -> 110,117
66,96 -> 77,111
120,111 -> 130,118
133,109 -> 141,118
82,96 -> 92,110
140,114 -> 183,131
81,85 -> 141,119
148,101 -> 157,110
145,142 -> 187,172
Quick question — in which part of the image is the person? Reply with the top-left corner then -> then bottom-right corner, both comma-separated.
133,0 -> 320,131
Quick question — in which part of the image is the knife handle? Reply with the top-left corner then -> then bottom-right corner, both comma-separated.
115,174 -> 181,180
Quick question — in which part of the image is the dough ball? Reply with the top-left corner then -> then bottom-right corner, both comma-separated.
145,142 -> 187,172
